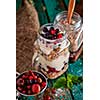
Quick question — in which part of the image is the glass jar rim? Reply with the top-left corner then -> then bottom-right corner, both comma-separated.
54,11 -> 82,30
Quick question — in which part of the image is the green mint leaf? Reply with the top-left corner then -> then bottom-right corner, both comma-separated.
53,77 -> 67,88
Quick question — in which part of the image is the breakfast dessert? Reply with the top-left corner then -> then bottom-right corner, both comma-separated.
54,11 -> 83,61
16,70 -> 47,96
33,23 -> 70,79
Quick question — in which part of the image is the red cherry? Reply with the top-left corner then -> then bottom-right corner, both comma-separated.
27,85 -> 31,89
17,87 -> 22,91
27,90 -> 32,95
29,76 -> 33,80
22,90 -> 26,94
23,75 -> 28,79
32,73 -> 35,77
44,95 -> 51,100
22,75 -> 26,79
50,30 -> 56,35
17,78 -> 24,86
33,75 -> 37,80
51,88 -> 56,94
32,84 -> 41,93
41,82 -> 46,87
57,34 -> 62,38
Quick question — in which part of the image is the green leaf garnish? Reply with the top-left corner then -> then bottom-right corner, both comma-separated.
53,77 -> 67,88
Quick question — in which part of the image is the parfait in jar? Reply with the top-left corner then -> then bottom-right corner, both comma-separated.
33,23 -> 70,79
54,11 -> 83,61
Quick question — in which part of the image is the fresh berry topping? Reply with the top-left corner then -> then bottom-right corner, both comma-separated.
27,90 -> 32,95
32,84 -> 41,93
33,75 -> 37,80
27,85 -> 31,89
29,70 -> 33,75
17,78 -> 24,86
29,76 -> 33,80
22,90 -> 26,94
43,27 -> 48,32
50,30 -> 56,35
57,34 -> 63,39
56,29 -> 59,33
41,82 -> 46,87
41,26 -> 64,40
17,87 -> 22,91
51,88 -> 56,94
44,95 -> 51,100
24,75 -> 28,79
37,78 -> 42,83
16,71 -> 46,95
47,66 -> 59,73
22,75 -> 26,79
50,27 -> 54,30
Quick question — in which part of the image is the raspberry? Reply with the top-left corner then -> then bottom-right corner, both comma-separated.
29,70 -> 33,75
27,85 -> 31,89
17,87 -> 22,91
29,76 -> 33,80
50,30 -> 56,35
22,90 -> 26,94
57,34 -> 62,39
22,75 -> 26,79
27,90 -> 32,95
44,95 -> 51,100
51,88 -> 56,94
33,75 -> 37,80
41,82 -> 46,87
17,78 -> 24,86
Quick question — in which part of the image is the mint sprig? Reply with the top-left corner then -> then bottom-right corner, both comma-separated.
53,74 -> 83,90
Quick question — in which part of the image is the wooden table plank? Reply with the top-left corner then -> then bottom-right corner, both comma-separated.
43,0 -> 66,22
34,0 -> 49,25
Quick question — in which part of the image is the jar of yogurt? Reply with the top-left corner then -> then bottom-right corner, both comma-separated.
32,23 -> 70,79
54,11 -> 83,52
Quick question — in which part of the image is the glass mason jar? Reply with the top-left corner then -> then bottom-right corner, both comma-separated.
54,11 -> 83,52
32,23 -> 70,79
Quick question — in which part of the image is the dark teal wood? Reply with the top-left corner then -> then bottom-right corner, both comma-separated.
16,0 -> 22,11
64,0 -> 69,7
64,0 -> 80,8
43,0 -> 66,22
33,0 -> 49,25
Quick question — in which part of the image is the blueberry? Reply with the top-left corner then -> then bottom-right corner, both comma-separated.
56,29 -> 59,34
29,80 -> 33,84
43,27 -> 48,32
50,27 -> 54,30
58,44 -> 61,46
45,31 -> 49,34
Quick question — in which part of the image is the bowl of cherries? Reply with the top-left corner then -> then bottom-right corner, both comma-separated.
16,70 -> 47,96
